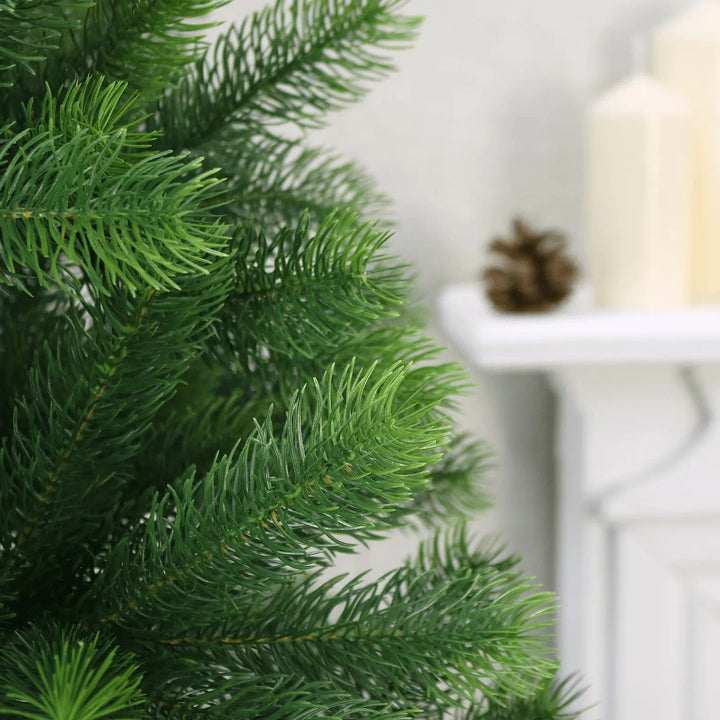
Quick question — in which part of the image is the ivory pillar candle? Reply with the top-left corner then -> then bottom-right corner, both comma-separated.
653,2 -> 720,301
589,75 -> 691,310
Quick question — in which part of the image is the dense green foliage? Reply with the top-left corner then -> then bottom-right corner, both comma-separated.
0,0 -> 581,717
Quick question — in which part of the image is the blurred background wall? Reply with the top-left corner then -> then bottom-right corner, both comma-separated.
211,0 -> 699,591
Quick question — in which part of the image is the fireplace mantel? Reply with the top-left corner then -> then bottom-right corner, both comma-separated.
438,283 -> 720,720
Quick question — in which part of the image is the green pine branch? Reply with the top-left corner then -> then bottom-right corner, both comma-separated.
313,324 -> 468,419
0,78 -> 227,295
0,0 -> 91,88
0,0 -> 581,715
215,212 -> 406,367
128,307 -> 461,532
155,0 -> 421,150
85,361 -> 452,632
131,324 -> 470,515
0,280 -> 71,441
126,359 -> 265,517
206,132 -> 389,232
133,529 -> 555,714
126,378 -> 251,514
9,0 -> 224,103
460,674 -> 586,720
222,320 -> 467,438
143,665 -> 416,720
0,624 -> 145,720
0,588 -> 15,632
68,0 -> 224,96
0,261 -> 233,616
405,433 -> 493,527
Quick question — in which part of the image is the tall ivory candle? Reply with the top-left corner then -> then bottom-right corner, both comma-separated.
589,75 -> 691,310
653,2 -> 720,301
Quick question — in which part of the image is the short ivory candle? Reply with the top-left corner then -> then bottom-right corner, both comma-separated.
589,75 -> 691,310
654,2 -> 720,301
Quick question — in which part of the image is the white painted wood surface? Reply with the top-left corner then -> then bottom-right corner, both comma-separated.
437,282 -> 720,720
439,283 -> 720,367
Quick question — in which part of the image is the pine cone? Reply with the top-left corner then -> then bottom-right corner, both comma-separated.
482,217 -> 579,313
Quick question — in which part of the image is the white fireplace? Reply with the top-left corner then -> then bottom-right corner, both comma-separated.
438,283 -> 720,720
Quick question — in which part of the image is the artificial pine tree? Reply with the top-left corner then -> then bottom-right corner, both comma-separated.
0,1 -> 582,717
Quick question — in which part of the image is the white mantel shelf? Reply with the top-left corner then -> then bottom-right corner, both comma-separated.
438,283 -> 720,369
438,282 -> 720,720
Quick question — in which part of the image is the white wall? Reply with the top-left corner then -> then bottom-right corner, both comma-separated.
211,0 -> 700,589
306,0 -> 698,293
